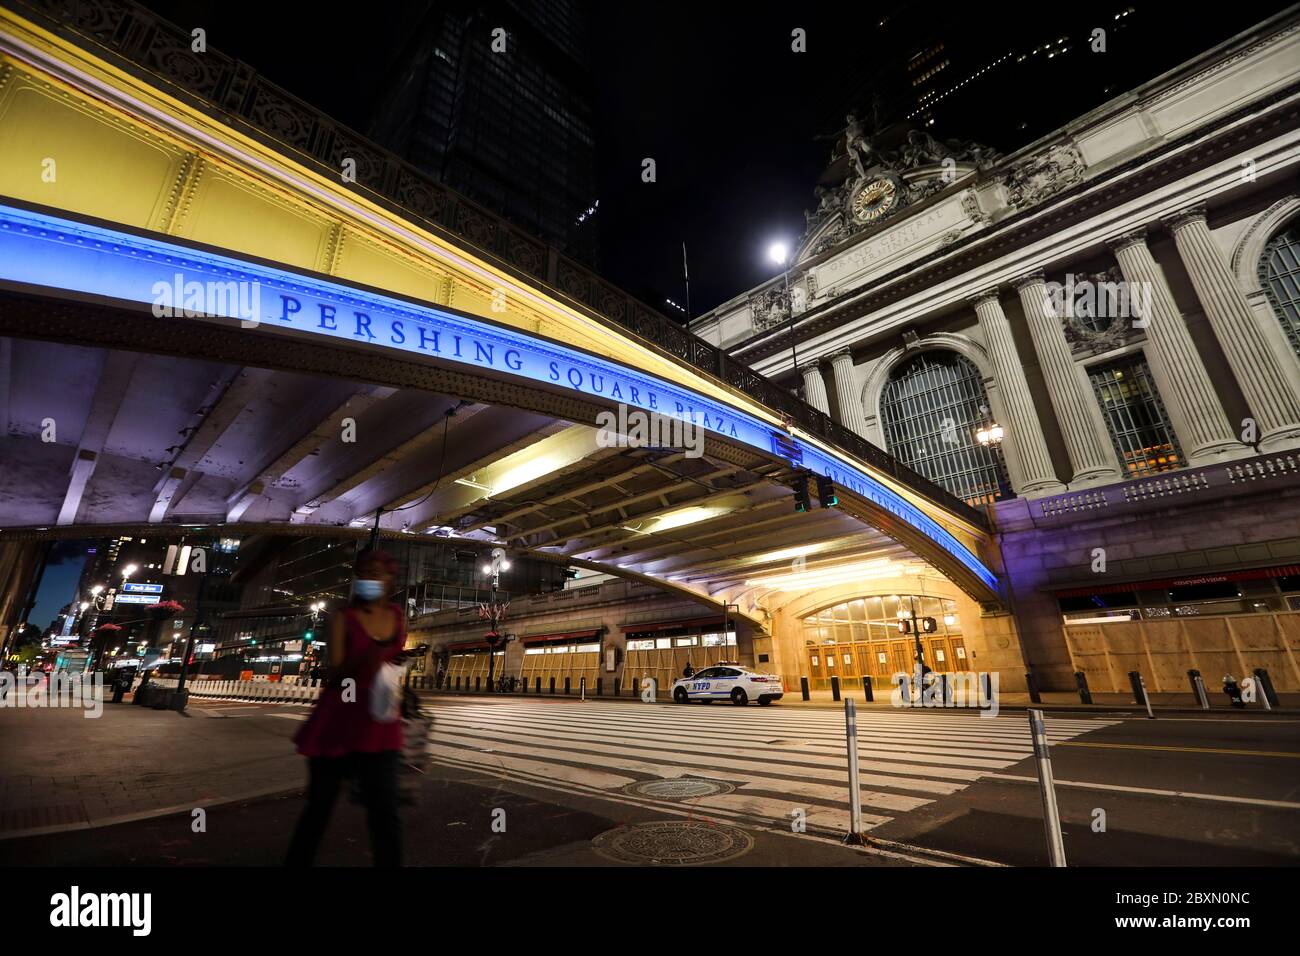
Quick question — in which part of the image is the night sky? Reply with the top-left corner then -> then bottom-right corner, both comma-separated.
136,0 -> 1288,316
27,540 -> 91,634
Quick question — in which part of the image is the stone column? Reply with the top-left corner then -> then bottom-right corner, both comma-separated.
969,289 -> 1066,496
1109,229 -> 1251,465
1164,207 -> 1300,452
1013,272 -> 1123,487
800,362 -> 830,415
829,349 -> 868,437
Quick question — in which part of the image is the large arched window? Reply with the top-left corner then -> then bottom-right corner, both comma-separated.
880,351 -> 1011,506
1261,220 -> 1300,359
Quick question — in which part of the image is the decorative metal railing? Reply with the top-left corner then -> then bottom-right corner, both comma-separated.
6,0 -> 988,531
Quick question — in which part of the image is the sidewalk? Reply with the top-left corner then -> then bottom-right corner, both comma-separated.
0,695 -> 304,839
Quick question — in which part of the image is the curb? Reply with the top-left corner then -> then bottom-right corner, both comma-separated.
415,688 -> 1297,718
0,782 -> 304,842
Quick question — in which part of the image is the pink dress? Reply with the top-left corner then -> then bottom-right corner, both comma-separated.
294,605 -> 406,758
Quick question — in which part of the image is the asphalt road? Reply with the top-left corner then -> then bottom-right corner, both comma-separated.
2,693 -> 1296,867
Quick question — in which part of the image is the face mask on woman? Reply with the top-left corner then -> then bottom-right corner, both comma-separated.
353,578 -> 386,601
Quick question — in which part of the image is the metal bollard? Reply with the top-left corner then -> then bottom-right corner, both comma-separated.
1074,671 -> 1093,705
565,676 -> 571,696
1028,709 -> 1067,867
596,677 -> 602,696
580,677 -> 585,701
800,676 -> 810,701
1187,669 -> 1210,710
862,675 -> 873,702
549,677 -> 556,695
1128,670 -> 1154,719
1253,668 -> 1279,710
1025,671 -> 1042,704
613,678 -> 621,697
475,676 -> 481,692
455,676 -> 461,691
830,675 -> 841,702
843,697 -> 865,846
535,677 -> 541,694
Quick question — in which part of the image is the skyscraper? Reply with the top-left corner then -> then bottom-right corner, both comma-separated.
368,0 -> 600,264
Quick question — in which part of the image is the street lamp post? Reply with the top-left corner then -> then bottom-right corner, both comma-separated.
768,241 -> 798,380
481,548 -> 511,692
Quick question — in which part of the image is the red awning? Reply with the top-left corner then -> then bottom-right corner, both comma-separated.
520,629 -> 601,646
1054,564 -> 1300,598
621,616 -> 736,634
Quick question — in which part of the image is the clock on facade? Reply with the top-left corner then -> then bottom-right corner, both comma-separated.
850,176 -> 903,223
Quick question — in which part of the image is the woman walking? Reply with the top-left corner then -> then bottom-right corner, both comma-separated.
286,549 -> 408,867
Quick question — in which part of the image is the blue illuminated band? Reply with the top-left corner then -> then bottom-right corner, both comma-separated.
0,202 -> 998,592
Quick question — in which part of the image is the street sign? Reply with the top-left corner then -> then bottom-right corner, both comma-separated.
112,594 -> 161,605
122,583 -> 163,594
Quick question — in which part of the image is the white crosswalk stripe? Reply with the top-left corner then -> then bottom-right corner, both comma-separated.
419,698 -> 1117,838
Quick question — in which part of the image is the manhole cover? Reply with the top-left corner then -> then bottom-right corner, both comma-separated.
622,778 -> 735,800
591,821 -> 754,865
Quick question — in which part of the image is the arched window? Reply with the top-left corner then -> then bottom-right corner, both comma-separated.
880,351 -> 1011,506
1260,221 -> 1300,359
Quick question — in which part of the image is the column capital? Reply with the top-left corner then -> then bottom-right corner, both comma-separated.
968,288 -> 1002,307
1161,205 -> 1208,233
828,347 -> 855,363
1010,270 -> 1046,292
797,360 -> 823,375
1108,228 -> 1148,254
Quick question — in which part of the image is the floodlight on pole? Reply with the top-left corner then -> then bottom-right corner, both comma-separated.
767,239 -> 798,380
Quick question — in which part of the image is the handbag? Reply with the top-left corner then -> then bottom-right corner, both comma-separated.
369,660 -> 404,723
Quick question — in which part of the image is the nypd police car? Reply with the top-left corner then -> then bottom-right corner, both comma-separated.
671,663 -> 784,706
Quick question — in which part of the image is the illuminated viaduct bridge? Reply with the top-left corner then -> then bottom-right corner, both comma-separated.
0,0 -> 1023,682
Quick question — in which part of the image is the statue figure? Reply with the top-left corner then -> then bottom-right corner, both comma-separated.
843,112 -> 879,180
902,129 -> 946,168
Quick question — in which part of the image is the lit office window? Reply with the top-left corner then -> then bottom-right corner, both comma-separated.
1087,355 -> 1182,477
1261,221 -> 1300,359
880,351 -> 1011,505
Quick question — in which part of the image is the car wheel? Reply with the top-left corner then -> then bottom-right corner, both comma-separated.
731,688 -> 748,706
673,686 -> 689,704
758,698 -> 773,706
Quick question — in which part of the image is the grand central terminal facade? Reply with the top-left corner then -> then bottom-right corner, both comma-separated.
691,10 -> 1300,694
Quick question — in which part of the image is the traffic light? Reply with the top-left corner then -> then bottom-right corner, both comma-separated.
896,619 -> 912,634
304,630 -> 314,642
792,473 -> 812,513
815,474 -> 838,508
920,616 -> 938,634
